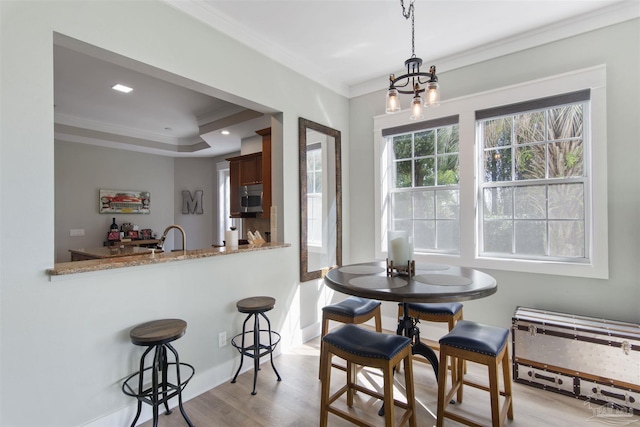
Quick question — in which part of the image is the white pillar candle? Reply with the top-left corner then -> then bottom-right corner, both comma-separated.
225,229 -> 238,249
388,230 -> 411,268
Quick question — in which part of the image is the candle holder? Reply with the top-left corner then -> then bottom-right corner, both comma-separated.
386,258 -> 416,278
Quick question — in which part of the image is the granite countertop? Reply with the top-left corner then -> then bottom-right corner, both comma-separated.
48,242 -> 290,276
69,246 -> 155,259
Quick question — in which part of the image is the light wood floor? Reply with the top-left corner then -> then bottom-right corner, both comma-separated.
141,337 -> 640,427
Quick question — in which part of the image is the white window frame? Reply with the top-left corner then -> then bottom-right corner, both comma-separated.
374,65 -> 608,279
217,161 -> 238,241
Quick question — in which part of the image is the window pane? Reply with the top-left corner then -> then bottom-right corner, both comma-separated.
547,104 -> 583,140
413,190 -> 434,219
414,220 -> 435,250
514,186 -> 546,219
515,144 -> 546,180
437,154 -> 459,185
415,158 -> 435,187
392,219 -> 413,238
437,220 -> 459,251
484,148 -> 511,182
393,134 -> 412,159
437,126 -> 459,154
483,187 -> 513,219
415,130 -> 434,157
549,220 -> 584,257
394,160 -> 412,188
484,220 -> 513,253
436,189 -> 459,220
392,192 -> 412,219
483,117 -> 512,148
313,171 -> 322,193
549,184 -> 583,219
515,220 -> 547,255
515,111 -> 545,144
548,140 -> 583,178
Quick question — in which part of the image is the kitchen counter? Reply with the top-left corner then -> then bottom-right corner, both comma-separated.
49,242 -> 290,276
69,246 -> 155,261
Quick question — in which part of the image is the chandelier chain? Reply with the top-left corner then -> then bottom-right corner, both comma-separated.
400,0 -> 416,58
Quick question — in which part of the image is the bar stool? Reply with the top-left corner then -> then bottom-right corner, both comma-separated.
320,324 -> 417,427
230,296 -> 282,395
320,296 -> 382,377
436,320 -> 514,427
397,302 -> 463,347
122,319 -> 195,427
399,302 -> 464,372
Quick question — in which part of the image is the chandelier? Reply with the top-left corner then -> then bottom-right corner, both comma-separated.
385,0 -> 440,120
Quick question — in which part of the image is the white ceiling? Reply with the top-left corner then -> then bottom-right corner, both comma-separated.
54,0 -> 638,157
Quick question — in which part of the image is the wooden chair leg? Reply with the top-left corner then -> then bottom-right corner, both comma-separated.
319,345 -> 331,427
347,360 -> 355,407
383,363 -> 395,427
403,351 -> 417,427
374,307 -> 382,332
436,349 -> 449,427
488,360 -> 500,427
503,349 -> 514,420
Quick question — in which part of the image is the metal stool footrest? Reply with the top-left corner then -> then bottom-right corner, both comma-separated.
122,362 -> 195,402
231,329 -> 281,358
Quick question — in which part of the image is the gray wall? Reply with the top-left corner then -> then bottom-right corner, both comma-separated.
349,19 -> 640,326
1,1 -> 348,426
54,141 -> 175,261
54,141 -> 227,261
174,156 -> 217,250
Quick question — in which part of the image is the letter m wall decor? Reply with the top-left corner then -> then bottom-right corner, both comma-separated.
182,190 -> 203,214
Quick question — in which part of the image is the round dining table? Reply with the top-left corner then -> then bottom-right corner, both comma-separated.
324,261 -> 497,379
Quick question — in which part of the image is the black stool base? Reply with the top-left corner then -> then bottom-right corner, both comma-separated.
231,311 -> 282,395
122,342 -> 195,427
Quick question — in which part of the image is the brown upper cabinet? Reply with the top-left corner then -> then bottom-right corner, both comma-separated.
227,127 -> 271,219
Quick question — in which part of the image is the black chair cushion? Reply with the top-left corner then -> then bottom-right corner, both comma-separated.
323,324 -> 411,360
439,320 -> 508,357
403,302 -> 463,316
323,297 -> 381,317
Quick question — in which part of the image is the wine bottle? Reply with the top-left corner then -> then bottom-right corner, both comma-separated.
110,218 -> 118,231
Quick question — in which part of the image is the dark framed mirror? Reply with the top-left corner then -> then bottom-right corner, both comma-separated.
299,118 -> 342,282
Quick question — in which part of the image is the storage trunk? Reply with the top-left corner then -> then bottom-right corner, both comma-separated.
512,306 -> 640,414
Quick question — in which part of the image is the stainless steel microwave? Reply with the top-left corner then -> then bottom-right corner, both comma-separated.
239,184 -> 263,213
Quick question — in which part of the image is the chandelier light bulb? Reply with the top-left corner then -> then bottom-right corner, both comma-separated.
386,87 -> 401,113
425,81 -> 440,107
410,95 -> 424,120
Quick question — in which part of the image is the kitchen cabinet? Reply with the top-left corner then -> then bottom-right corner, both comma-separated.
227,127 -> 271,219
238,153 -> 262,185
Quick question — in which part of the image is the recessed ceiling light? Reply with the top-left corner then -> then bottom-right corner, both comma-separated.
112,84 -> 133,93
221,130 -> 230,135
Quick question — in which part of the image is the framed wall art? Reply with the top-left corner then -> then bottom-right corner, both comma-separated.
99,189 -> 150,214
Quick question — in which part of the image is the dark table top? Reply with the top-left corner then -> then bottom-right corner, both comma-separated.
324,261 -> 497,303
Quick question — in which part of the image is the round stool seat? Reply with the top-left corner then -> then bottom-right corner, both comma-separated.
130,319 -> 187,346
404,302 -> 463,316
236,296 -> 275,313
323,297 -> 381,317
323,324 -> 411,360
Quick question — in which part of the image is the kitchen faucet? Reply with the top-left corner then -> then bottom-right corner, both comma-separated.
157,224 -> 186,251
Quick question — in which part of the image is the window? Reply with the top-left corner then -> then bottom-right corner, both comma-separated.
217,162 -> 237,241
374,66 -> 607,278
307,144 -> 322,246
477,90 -> 590,262
384,117 -> 460,253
